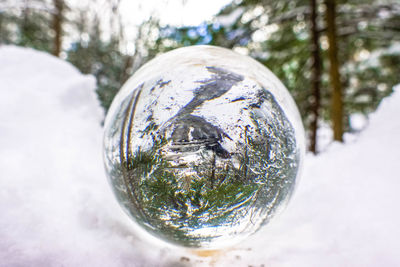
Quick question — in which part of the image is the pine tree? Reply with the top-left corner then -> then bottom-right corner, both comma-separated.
309,0 -> 322,153
17,1 -> 53,52
326,0 -> 343,141
52,0 -> 65,57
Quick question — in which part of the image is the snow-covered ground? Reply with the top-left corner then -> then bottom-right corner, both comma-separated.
0,46 -> 399,266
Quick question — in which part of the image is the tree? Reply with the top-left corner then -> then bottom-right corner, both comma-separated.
0,6 -> 16,44
0,0 -> 65,54
309,0 -> 322,152
335,2 -> 400,132
66,18 -> 126,111
52,0 -> 65,57
326,0 -> 343,141
17,1 -> 53,53
66,9 -> 161,113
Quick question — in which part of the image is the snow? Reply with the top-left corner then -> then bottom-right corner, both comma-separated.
1,45 -> 400,266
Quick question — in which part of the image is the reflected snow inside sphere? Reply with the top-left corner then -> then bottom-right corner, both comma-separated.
103,45 -> 305,249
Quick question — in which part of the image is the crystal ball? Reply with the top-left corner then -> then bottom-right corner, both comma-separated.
103,45 -> 305,249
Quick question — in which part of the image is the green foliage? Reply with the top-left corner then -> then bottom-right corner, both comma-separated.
0,11 -> 16,44
0,8 -> 53,52
66,18 -> 161,114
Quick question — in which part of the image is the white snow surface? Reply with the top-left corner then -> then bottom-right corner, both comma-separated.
1,46 -> 400,266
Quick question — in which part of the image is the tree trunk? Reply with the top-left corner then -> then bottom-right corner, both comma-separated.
21,5 -> 30,39
325,0 -> 343,141
309,0 -> 322,154
120,55 -> 134,84
52,0 -> 64,57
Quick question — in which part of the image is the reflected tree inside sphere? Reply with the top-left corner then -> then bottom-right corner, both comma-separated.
103,46 -> 305,249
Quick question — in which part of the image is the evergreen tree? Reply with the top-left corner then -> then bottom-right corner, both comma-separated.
326,0 -> 343,141
15,1 -> 53,53
0,0 -> 67,55
67,19 -> 127,112
0,7 -> 16,44
309,0 -> 322,153
51,0 -> 66,57
66,14 -> 161,113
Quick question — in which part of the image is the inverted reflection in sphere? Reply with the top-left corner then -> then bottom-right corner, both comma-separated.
103,45 -> 305,249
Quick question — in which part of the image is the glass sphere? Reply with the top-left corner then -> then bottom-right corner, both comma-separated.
103,45 -> 305,249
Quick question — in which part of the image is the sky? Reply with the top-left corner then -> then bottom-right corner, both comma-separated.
119,0 -> 233,26
65,0 -> 233,27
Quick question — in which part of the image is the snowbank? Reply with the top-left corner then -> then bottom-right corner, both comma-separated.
0,46 -> 399,266
0,46 -> 162,267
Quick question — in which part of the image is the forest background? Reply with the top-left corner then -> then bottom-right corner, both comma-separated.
1,0 -> 399,153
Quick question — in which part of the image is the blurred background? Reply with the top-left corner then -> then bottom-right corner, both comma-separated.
1,0 -> 399,153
